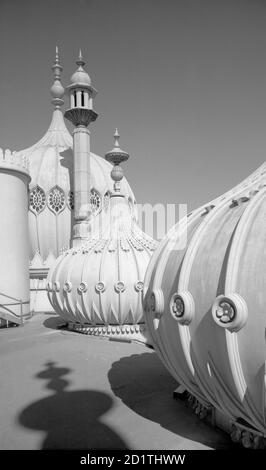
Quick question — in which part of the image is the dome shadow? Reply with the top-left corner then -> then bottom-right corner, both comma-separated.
108,352 -> 234,449
42,315 -> 67,331
18,361 -> 129,450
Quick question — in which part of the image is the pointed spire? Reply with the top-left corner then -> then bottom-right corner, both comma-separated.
50,46 -> 65,109
76,49 -> 85,68
114,129 -> 120,148
52,46 -> 62,78
105,129 -> 130,164
105,130 -> 130,194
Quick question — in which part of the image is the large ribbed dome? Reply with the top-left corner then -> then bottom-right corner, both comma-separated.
144,161 -> 266,442
17,108 -> 137,267
47,194 -> 157,342
47,129 -> 158,342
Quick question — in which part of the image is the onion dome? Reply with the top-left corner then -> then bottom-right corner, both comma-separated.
47,131 -> 158,342
16,49 -> 137,270
70,50 -> 92,86
144,161 -> 266,444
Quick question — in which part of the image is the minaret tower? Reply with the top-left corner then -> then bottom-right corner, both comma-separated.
64,50 -> 98,245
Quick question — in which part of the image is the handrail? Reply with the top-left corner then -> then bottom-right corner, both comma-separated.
0,292 -> 30,325
0,301 -> 30,306
0,291 -> 26,303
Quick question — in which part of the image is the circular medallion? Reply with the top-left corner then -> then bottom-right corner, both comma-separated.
63,281 -> 72,293
212,293 -> 248,332
115,281 -> 126,293
95,282 -> 106,293
170,294 -> 185,318
77,282 -> 88,294
135,281 -> 144,292
169,291 -> 195,325
215,300 -> 235,324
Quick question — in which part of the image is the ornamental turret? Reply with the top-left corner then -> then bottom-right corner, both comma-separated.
16,49 -> 136,314
64,50 -> 98,127
64,50 -> 98,245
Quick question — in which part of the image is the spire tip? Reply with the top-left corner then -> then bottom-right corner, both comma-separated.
51,47 -> 64,109
77,49 -> 85,67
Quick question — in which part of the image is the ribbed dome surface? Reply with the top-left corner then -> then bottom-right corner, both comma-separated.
47,196 -> 157,341
17,109 -> 137,268
144,161 -> 266,436
70,69 -> 91,86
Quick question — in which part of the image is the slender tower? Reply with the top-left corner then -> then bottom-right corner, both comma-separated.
64,50 -> 98,245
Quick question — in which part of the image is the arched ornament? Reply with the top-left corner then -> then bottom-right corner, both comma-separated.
29,185 -> 46,215
47,185 -> 66,215
90,188 -> 102,215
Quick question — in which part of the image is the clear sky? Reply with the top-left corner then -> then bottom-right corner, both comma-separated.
0,0 -> 266,211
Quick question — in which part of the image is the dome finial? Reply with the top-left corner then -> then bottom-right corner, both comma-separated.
50,46 -> 64,109
55,45 -> 59,62
114,128 -> 120,148
77,49 -> 85,68
105,129 -> 130,194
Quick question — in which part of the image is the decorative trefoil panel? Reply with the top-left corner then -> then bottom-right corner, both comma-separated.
47,185 -> 66,214
90,188 -> 102,215
29,185 -> 46,215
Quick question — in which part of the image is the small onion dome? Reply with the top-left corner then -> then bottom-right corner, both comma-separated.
70,50 -> 91,86
50,81 -> 64,101
144,160 -> 266,435
47,195 -> 158,342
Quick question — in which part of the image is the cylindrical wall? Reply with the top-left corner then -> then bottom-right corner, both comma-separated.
0,162 -> 31,322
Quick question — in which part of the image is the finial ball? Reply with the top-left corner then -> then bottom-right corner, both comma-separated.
111,165 -> 124,182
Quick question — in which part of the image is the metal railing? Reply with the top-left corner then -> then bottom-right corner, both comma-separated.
0,291 -> 30,327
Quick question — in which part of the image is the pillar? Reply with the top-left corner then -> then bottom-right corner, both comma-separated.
72,126 -> 91,245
